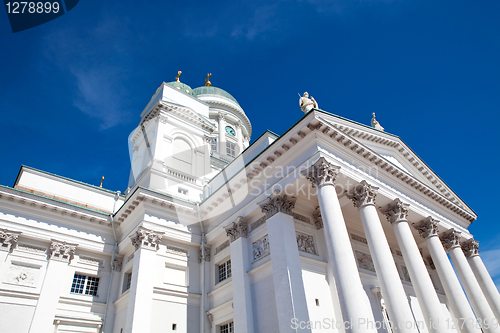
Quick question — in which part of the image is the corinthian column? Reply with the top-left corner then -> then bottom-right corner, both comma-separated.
348,181 -> 417,333
441,230 -> 500,333
381,200 -> 448,333
124,227 -> 164,333
218,112 -> 226,154
462,239 -> 500,320
224,217 -> 254,333
302,158 -> 377,333
413,218 -> 480,333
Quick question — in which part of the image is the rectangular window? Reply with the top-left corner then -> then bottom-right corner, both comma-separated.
71,274 -> 100,296
217,259 -> 231,283
211,138 -> 217,152
122,272 -> 132,293
226,142 -> 235,157
220,322 -> 234,333
178,188 -> 188,195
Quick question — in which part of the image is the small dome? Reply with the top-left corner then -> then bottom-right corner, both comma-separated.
192,86 -> 239,105
166,81 -> 194,95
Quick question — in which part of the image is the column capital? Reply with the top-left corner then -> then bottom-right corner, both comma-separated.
301,157 -> 341,188
461,238 -> 479,259
440,229 -> 462,251
412,216 -> 440,239
50,240 -> 77,263
313,206 -> 323,229
218,111 -> 226,120
258,190 -> 296,219
380,198 -> 410,224
0,228 -> 21,252
224,216 -> 248,242
130,226 -> 164,251
199,245 -> 211,263
347,180 -> 379,208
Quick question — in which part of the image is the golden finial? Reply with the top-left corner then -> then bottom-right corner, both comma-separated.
175,71 -> 182,82
205,73 -> 212,86
99,176 -> 104,188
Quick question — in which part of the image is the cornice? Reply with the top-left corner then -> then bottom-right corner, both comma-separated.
0,186 -> 110,226
199,112 -> 475,223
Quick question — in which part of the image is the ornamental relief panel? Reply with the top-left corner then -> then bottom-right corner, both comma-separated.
355,250 -> 375,273
252,235 -> 270,261
5,262 -> 40,286
296,232 -> 317,255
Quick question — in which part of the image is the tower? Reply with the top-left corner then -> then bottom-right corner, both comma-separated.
127,74 -> 251,202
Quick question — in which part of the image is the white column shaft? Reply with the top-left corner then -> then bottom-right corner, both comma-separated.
29,259 -> 69,333
317,185 -> 377,333
267,212 -> 311,333
358,204 -> 417,333
468,255 -> 500,320
236,125 -> 243,155
392,221 -> 449,333
425,235 -> 480,333
230,236 -> 254,333
218,115 -> 225,154
448,247 -> 500,333
124,248 -> 157,333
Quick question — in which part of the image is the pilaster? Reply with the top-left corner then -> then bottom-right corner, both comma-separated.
124,227 -> 164,333
260,192 -> 310,332
225,217 -> 254,333
29,240 -> 77,333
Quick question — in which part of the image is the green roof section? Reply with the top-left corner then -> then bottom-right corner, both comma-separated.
192,86 -> 240,105
166,81 -> 194,96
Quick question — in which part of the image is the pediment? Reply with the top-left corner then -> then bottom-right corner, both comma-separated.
315,112 -> 475,220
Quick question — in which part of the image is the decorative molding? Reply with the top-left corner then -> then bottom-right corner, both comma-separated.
252,235 -> 270,261
215,240 -> 230,255
400,264 -> 411,282
224,216 -> 248,242
112,257 -> 123,272
17,243 -> 46,254
79,256 -> 104,267
296,232 -> 317,255
6,263 -> 39,286
257,190 -> 296,219
49,240 -> 77,262
130,226 -> 164,251
312,207 -> 323,229
199,245 -> 211,263
156,115 -> 168,124
166,246 -> 189,257
461,239 -> 479,259
0,229 -> 21,252
380,198 -> 410,224
292,212 -> 311,225
250,216 -> 266,232
440,229 -> 461,251
412,216 -> 440,239
301,157 -> 341,188
347,180 -> 378,209
355,250 -> 375,272
351,233 -> 368,244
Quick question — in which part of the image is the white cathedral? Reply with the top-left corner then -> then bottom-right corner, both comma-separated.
0,74 -> 499,333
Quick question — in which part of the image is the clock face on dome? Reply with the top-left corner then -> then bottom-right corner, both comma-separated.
225,126 -> 236,136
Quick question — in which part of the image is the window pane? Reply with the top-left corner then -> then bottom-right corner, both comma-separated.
85,276 -> 100,296
71,274 -> 85,294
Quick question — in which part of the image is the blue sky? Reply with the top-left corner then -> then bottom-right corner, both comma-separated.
1,0 -> 499,285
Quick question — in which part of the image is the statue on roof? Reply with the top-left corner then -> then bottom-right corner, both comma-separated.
371,112 -> 384,131
299,92 -> 318,113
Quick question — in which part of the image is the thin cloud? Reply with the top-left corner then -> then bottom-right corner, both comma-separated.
480,248 -> 500,291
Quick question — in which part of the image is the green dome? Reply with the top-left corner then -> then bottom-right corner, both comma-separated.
167,81 -> 194,95
192,86 -> 240,105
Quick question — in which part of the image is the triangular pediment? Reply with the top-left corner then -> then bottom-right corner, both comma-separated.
314,112 -> 476,220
